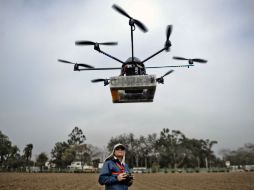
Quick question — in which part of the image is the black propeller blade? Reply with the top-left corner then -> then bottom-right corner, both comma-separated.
91,79 -> 107,83
156,70 -> 174,84
161,70 -> 174,78
172,56 -> 188,61
91,78 -> 110,86
75,41 -> 118,46
192,58 -> 207,63
58,59 -> 73,64
112,4 -> 148,32
173,56 -> 207,64
58,59 -> 94,69
165,25 -> 173,51
166,25 -> 173,42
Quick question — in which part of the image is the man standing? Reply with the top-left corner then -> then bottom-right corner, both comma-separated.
99,143 -> 133,190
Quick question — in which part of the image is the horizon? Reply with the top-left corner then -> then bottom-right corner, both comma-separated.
0,0 -> 253,160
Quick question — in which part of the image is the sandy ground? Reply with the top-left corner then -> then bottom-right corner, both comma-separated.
0,172 -> 253,190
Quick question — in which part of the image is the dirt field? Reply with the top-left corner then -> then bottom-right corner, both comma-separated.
0,172 -> 253,190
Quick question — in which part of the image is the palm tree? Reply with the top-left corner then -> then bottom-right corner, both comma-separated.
200,139 -> 217,169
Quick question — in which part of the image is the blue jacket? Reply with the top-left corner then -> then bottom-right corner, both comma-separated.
98,158 -> 131,190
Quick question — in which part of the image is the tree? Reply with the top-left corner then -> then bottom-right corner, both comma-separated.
68,126 -> 86,145
202,139 -> 218,168
106,129 -> 221,170
183,138 -> 203,168
23,144 -> 33,161
23,144 -> 33,167
0,131 -> 12,167
107,133 -> 139,168
50,127 -> 89,169
138,136 -> 148,167
84,144 -> 101,165
62,147 -> 76,166
67,126 -> 88,170
220,143 -> 254,165
36,152 -> 48,171
146,133 -> 159,168
7,145 -> 21,170
51,141 -> 69,168
156,128 -> 186,169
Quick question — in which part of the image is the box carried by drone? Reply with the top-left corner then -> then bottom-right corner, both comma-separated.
110,75 -> 156,103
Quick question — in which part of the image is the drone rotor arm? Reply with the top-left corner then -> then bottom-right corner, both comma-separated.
146,65 -> 194,69
142,47 -> 167,64
99,49 -> 125,64
78,67 -> 122,71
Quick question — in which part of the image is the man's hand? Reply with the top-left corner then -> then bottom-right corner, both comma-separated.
117,173 -> 126,181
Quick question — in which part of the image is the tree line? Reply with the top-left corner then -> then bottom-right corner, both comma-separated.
1,128 -> 253,171
0,130 -> 45,171
107,128 -> 221,169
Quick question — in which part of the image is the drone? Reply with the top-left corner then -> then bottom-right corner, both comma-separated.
58,4 -> 207,103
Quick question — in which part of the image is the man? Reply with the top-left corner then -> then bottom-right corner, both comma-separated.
99,143 -> 134,190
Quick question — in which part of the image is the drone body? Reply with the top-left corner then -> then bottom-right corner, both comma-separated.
110,75 -> 157,103
58,4 -> 207,103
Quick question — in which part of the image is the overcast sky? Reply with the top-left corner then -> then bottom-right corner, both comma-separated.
0,0 -> 253,158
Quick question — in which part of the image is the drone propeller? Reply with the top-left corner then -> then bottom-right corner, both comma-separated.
161,70 -> 174,78
156,70 -> 174,84
165,25 -> 173,51
58,59 -> 74,64
58,59 -> 94,69
141,25 -> 173,63
75,41 -> 118,46
173,56 -> 207,64
91,78 -> 110,86
112,4 -> 148,32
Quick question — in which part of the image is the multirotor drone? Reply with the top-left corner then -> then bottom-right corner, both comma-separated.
58,4 -> 207,103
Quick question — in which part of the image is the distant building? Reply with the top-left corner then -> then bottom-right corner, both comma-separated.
45,161 -> 56,168
132,167 -> 147,173
67,161 -> 95,172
